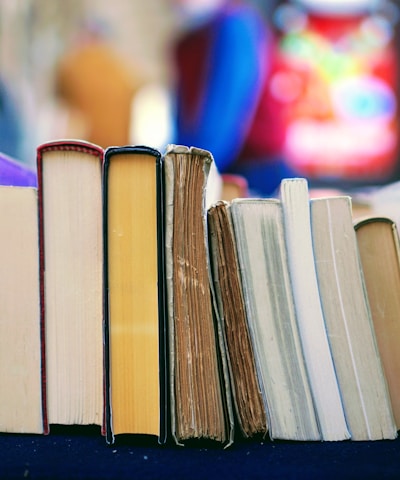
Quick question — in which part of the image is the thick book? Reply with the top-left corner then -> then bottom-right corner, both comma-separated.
355,216 -> 400,430
311,197 -> 397,440
164,145 -> 234,446
0,151 -> 37,187
103,145 -> 166,444
0,186 -> 47,434
37,140 -> 105,432
207,200 -> 268,439
280,178 -> 350,441
229,198 -> 320,441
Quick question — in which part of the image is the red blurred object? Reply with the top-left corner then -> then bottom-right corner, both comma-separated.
270,2 -> 400,184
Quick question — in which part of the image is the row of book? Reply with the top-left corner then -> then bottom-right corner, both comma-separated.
1,140 -> 400,447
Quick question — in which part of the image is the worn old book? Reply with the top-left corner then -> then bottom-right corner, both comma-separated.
311,197 -> 397,440
229,197 -> 320,441
280,178 -> 349,441
164,145 -> 234,446
0,151 -> 37,187
207,200 -> 268,439
0,186 -> 47,434
355,216 -> 400,430
37,140 -> 104,432
103,145 -> 166,444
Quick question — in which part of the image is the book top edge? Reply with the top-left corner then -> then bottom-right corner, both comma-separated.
354,216 -> 396,228
164,144 -> 213,159
104,145 -> 162,161
37,139 -> 104,156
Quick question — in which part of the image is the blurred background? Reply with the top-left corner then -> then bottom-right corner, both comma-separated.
0,0 -> 178,166
1,0 -> 400,194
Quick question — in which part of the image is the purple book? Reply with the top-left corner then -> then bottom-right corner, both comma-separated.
0,151 -> 37,187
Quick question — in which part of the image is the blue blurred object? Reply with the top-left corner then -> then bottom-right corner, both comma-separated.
173,1 -> 279,194
0,77 -> 24,162
0,150 -> 37,187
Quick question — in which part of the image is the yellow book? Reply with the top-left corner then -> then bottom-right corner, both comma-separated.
103,145 -> 166,444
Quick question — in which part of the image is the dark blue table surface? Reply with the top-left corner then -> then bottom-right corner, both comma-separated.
1,426 -> 399,480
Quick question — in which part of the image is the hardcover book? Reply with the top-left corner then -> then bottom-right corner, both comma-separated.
37,139 -> 105,432
103,145 -> 166,444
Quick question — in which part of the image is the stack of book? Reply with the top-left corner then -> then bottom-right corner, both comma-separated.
1,139 -> 399,446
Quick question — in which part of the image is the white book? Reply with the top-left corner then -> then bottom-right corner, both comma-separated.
280,178 -> 349,441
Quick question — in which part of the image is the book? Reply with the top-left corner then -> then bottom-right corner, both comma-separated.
311,197 -> 397,440
280,178 -> 350,441
164,144 -> 234,446
37,140 -> 104,431
355,216 -> 400,430
0,186 -> 47,434
228,198 -> 320,441
207,200 -> 268,439
103,145 -> 166,444
351,180 -> 400,228
0,151 -> 37,187
220,174 -> 249,201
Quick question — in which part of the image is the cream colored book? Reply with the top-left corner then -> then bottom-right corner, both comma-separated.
280,178 -> 349,441
311,197 -> 397,440
0,186 -> 46,434
37,140 -> 104,432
